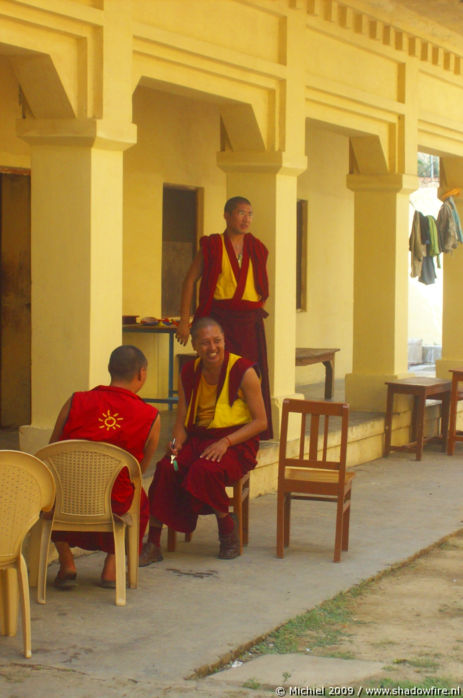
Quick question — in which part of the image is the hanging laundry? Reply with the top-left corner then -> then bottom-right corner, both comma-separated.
427,215 -> 441,268
409,210 -> 426,278
436,199 -> 459,251
446,196 -> 463,243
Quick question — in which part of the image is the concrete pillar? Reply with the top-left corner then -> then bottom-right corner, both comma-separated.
217,150 -> 307,437
345,173 -> 418,411
17,118 -> 136,451
436,157 -> 463,377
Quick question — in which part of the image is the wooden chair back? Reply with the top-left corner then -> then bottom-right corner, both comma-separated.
277,398 -> 353,562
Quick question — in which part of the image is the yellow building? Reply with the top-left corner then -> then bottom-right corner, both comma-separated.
1,0 -> 463,480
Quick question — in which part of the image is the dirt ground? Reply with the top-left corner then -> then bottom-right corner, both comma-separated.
243,530 -> 463,689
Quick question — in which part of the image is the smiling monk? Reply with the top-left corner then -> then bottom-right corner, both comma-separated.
140,317 -> 267,563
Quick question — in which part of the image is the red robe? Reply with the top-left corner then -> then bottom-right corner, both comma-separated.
195,233 -> 273,439
148,355 -> 259,533
52,385 -> 158,553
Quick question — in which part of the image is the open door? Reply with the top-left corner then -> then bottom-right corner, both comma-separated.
0,171 -> 31,426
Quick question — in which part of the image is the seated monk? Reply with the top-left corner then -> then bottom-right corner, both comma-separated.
140,317 -> 267,564
49,345 -> 160,589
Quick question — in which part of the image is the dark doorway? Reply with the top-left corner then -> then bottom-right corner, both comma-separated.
0,171 -> 31,426
162,185 -> 200,318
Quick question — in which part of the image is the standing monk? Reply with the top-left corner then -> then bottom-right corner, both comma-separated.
140,317 -> 267,564
49,345 -> 160,588
175,196 -> 273,439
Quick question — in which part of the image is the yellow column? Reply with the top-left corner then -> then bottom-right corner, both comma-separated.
17,118 -> 136,451
217,150 -> 307,437
436,158 -> 463,377
345,173 -> 418,411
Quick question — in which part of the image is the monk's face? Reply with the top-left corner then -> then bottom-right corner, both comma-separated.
224,202 -> 253,236
193,324 -> 225,368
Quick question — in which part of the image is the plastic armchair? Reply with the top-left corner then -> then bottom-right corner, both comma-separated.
31,440 -> 142,607
0,450 -> 55,658
276,399 -> 354,562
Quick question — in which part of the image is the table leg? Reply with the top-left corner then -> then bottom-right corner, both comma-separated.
323,357 -> 335,400
441,392 -> 451,450
384,386 -> 394,456
415,393 -> 426,461
447,379 -> 458,456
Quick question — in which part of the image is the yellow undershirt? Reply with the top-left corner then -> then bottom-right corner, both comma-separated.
195,373 -> 246,428
195,375 -> 217,427
213,235 -> 260,302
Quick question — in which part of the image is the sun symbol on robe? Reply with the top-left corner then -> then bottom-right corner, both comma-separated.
98,410 -> 124,431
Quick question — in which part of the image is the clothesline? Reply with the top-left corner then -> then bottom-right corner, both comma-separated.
409,195 -> 463,285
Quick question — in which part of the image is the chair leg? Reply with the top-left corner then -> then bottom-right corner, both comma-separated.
242,489 -> 249,547
342,491 -> 352,552
113,520 -> 127,607
276,490 -> 286,558
27,520 -> 41,587
18,555 -> 31,658
342,505 -> 351,552
333,497 -> 344,562
0,568 -> 18,637
233,482 -> 244,555
284,494 -> 291,548
167,528 -> 177,552
127,520 -> 139,590
36,519 -> 52,605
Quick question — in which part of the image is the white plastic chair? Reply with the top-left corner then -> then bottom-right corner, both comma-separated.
0,451 -> 55,657
31,440 -> 142,607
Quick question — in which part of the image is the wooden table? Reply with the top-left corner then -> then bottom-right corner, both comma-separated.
384,377 -> 451,461
296,348 -> 340,399
122,323 -> 178,409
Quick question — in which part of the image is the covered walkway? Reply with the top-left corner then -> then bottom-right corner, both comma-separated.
1,444 -> 462,696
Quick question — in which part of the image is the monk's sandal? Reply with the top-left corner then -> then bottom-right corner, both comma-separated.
139,541 -> 163,566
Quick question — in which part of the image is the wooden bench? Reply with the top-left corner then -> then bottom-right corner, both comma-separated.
296,348 -> 340,400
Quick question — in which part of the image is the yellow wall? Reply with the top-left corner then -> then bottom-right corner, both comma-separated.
0,57 -> 30,168
1,0 -> 463,441
296,123 -> 354,385
123,86 -> 227,400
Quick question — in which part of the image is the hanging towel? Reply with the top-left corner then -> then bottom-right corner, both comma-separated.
447,196 -> 463,243
427,215 -> 441,268
409,210 -> 426,278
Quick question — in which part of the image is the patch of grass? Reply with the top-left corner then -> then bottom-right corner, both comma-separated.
248,593 -> 353,656
392,657 -> 439,671
326,650 -> 356,660
243,678 -> 261,689
363,676 -> 457,690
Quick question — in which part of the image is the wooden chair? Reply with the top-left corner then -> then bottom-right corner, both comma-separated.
0,451 -> 55,657
276,398 -> 354,562
30,440 -> 142,607
447,369 -> 463,455
167,471 -> 250,555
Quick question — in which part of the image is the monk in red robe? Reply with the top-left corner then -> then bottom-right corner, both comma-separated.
49,345 -> 160,589
176,196 -> 273,439
140,317 -> 267,564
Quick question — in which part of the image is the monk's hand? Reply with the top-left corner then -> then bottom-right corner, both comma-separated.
175,319 -> 190,346
200,438 -> 230,462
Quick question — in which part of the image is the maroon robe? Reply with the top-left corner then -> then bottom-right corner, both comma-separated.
52,386 -> 158,553
195,233 -> 273,439
148,356 -> 259,533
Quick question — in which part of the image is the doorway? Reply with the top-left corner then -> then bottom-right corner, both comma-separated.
0,170 -> 31,426
162,185 -> 202,318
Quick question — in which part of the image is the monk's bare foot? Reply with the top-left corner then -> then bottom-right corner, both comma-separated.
54,542 -> 77,588
100,553 -> 116,588
54,568 -> 77,589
